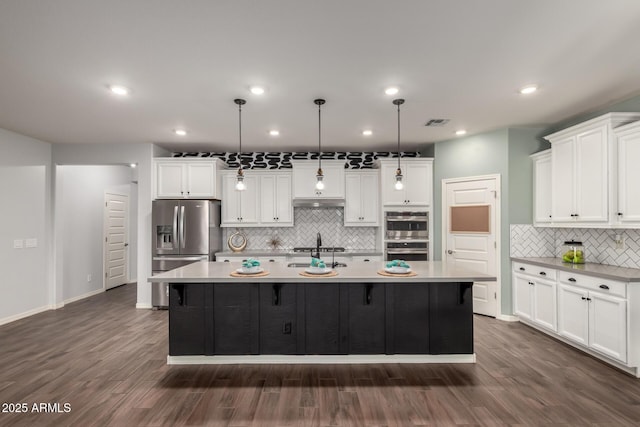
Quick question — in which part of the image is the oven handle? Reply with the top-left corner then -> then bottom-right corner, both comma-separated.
386,250 -> 428,255
385,216 -> 428,222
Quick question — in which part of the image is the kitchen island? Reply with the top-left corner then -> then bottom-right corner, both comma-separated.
150,261 -> 495,364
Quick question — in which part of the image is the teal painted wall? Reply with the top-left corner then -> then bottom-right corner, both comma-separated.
507,128 -> 549,224
431,127 -> 545,315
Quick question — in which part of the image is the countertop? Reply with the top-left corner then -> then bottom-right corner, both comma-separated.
149,260 -> 496,284
511,257 -> 640,282
215,249 -> 383,257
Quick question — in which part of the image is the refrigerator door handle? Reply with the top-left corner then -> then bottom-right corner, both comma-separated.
173,205 -> 179,248
180,205 -> 186,249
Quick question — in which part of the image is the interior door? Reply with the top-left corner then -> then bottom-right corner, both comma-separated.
443,176 -> 498,317
104,192 -> 129,289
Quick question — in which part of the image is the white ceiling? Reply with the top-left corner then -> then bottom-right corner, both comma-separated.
1,0 -> 640,153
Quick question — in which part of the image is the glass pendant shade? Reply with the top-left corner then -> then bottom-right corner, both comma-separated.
235,168 -> 246,191
394,168 -> 404,190
315,169 -> 325,190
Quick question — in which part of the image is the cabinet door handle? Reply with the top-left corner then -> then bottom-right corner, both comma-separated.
364,284 -> 373,305
581,296 -> 587,300
568,278 -> 577,282
529,282 -> 534,285
539,271 -> 546,276
519,267 -> 525,271
272,284 -> 281,306
223,260 -> 230,262
618,212 -> 623,216
599,284 -> 610,290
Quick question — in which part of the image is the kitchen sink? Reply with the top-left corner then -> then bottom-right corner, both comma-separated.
287,262 -> 347,268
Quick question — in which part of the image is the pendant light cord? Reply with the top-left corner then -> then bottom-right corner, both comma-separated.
238,102 -> 242,171
318,101 -> 322,170
397,101 -> 400,169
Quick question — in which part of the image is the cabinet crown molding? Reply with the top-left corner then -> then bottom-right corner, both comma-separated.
544,112 -> 640,142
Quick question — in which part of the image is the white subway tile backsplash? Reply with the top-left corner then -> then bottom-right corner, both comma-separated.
511,224 -> 640,269
222,207 -> 376,251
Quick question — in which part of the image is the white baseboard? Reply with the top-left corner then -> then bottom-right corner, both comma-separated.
167,354 -> 477,365
136,303 -> 152,309
0,304 -> 53,326
63,288 -> 104,305
497,314 -> 519,322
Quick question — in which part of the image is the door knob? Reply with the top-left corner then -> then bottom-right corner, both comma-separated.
447,249 -> 455,254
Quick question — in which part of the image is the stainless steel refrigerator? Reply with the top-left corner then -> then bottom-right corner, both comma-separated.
151,200 -> 222,308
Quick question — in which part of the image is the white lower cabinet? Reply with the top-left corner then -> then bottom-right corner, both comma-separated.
514,261 -> 635,373
513,268 -> 557,332
558,282 -> 627,363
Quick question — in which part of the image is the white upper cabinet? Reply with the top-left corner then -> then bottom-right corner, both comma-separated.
378,158 -> 433,206
545,112 -> 640,227
531,150 -> 552,226
344,171 -> 379,226
259,172 -> 293,226
220,171 -> 259,227
614,120 -> 640,227
291,160 -> 345,200
154,158 -> 225,199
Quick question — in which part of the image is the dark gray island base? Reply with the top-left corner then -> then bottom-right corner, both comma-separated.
151,261 -> 495,364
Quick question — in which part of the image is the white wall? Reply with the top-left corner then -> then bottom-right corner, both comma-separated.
0,128 -> 53,324
52,143 -> 154,308
58,165 -> 134,301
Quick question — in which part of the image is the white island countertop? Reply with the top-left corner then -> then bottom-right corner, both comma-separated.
149,261 -> 496,284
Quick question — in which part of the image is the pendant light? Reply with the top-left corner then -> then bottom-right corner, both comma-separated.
314,98 -> 326,191
393,98 -> 405,190
234,98 -> 247,191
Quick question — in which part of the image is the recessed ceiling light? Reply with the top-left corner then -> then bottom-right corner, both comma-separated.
362,130 -> 373,136
174,129 -> 187,136
109,85 -> 129,96
250,86 -> 265,95
455,130 -> 467,136
385,87 -> 399,95
269,130 -> 280,136
520,85 -> 538,95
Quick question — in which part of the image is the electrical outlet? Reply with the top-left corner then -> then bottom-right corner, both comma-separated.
13,239 -> 24,249
87,274 -> 92,282
25,238 -> 37,248
616,236 -> 626,250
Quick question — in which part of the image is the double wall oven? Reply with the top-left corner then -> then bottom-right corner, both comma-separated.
384,210 -> 429,261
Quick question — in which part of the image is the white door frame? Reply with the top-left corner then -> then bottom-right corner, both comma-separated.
103,191 -> 129,290
441,174 -> 501,318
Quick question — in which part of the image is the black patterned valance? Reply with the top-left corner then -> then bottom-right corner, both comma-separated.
171,151 -> 420,169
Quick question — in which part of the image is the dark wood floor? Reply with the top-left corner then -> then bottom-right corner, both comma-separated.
1,284 -> 640,426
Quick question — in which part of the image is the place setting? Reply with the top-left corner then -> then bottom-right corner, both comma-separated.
377,259 -> 417,277
229,258 -> 270,277
298,257 -> 338,278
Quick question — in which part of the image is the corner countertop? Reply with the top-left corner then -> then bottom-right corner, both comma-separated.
149,260 -> 496,284
511,257 -> 640,282
215,249 -> 383,257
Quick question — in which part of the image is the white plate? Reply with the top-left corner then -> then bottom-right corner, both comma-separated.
304,267 -> 333,275
236,267 -> 264,274
384,266 -> 411,274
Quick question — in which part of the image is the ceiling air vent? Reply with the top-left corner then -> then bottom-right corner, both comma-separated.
424,119 -> 450,127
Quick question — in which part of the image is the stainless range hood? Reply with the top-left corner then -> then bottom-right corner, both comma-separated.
292,198 -> 344,208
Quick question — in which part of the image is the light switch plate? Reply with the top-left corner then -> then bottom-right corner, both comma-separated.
13,239 -> 24,249
25,238 -> 37,248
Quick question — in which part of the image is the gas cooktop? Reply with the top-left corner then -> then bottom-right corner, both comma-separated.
292,247 -> 346,253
